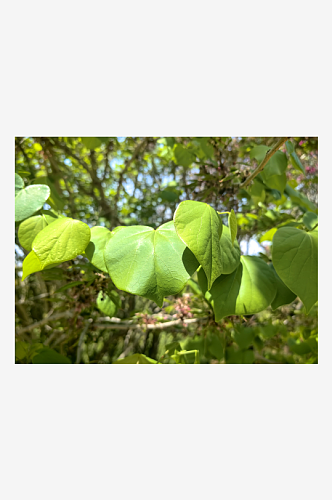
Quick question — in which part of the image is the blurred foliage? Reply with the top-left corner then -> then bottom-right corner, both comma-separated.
15,136 -> 318,364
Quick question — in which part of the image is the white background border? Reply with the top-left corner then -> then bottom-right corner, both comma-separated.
2,2 -> 330,499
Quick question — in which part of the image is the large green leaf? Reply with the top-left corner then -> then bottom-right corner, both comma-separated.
22,218 -> 91,280
15,173 -> 24,196
219,225 -> 241,274
269,264 -> 297,310
18,215 -> 48,251
197,256 -> 277,321
174,201 -> 223,289
84,226 -> 112,274
15,185 -> 51,222
104,221 -> 199,307
22,251 -> 43,280
272,227 -> 318,313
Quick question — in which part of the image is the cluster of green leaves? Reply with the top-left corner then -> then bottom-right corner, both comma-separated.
15,137 -> 318,364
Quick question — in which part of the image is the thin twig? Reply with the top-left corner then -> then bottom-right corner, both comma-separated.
94,317 -> 209,330
240,137 -> 289,188
75,319 -> 93,364
15,310 -> 75,335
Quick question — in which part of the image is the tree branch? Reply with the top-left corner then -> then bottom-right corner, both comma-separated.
240,137 -> 289,188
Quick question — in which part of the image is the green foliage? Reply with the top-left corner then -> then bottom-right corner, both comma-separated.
197,256 -> 277,321
14,136 -> 318,365
15,184 -> 51,222
174,200 -> 223,289
104,221 -> 199,307
22,218 -> 91,280
272,227 -> 318,313
85,226 -> 112,274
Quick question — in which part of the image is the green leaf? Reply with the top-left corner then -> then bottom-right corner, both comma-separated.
113,353 -> 158,364
259,227 -> 277,243
286,140 -> 305,173
15,341 -> 29,360
174,144 -> 196,167
249,178 -> 266,204
288,339 -> 312,356
261,172 -> 287,194
96,290 -> 118,317
284,184 -> 318,213
228,209 -> 237,246
84,226 -> 112,274
206,333 -> 224,360
159,189 -> 180,202
197,256 -> 277,321
272,227 -> 318,313
303,211 -> 318,230
250,145 -> 270,162
32,348 -> 72,364
218,225 -> 241,275
198,138 -> 214,159
22,218 -> 91,280
15,173 -> 24,196
289,152 -> 305,174
231,326 -> 255,350
104,221 -> 199,307
22,251 -> 43,280
174,201 -> 223,289
18,215 -> 48,251
15,184 -> 51,222
269,264 -> 297,310
81,137 -> 102,150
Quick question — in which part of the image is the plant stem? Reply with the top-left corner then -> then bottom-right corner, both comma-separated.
240,137 -> 289,189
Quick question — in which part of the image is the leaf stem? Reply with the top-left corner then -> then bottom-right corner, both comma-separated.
240,137 -> 289,189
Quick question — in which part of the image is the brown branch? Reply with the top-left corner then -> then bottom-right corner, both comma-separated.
240,137 -> 289,188
94,317 -> 209,330
16,309 -> 75,335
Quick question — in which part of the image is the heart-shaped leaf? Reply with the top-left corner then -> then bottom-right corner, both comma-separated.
104,221 -> 199,307
15,173 -> 24,196
15,184 -> 51,222
174,200 -> 223,289
18,215 -> 48,251
219,225 -> 241,274
85,226 -> 112,274
269,264 -> 297,310
197,256 -> 277,321
272,227 -> 318,313
22,218 -> 91,280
